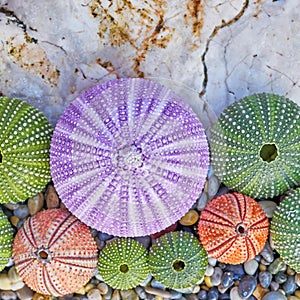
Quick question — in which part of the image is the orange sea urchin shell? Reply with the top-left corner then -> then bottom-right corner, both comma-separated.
198,192 -> 269,264
13,209 -> 98,297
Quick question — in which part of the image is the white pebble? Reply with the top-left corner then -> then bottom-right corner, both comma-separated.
244,259 -> 259,276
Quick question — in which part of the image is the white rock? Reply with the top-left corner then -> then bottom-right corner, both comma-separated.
244,259 -> 259,276
258,201 -> 277,218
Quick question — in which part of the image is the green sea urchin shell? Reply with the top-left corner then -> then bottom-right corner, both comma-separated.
98,238 -> 149,290
210,93 -> 300,199
149,231 -> 208,289
0,97 -> 53,203
0,209 -> 13,271
271,188 -> 300,272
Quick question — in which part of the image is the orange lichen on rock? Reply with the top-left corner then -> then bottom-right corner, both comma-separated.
13,208 -> 98,297
198,192 -> 269,264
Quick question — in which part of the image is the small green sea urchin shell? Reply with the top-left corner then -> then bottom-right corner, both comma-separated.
98,238 -> 149,290
271,188 -> 300,272
149,231 -> 208,289
210,93 -> 300,199
0,209 -> 13,271
0,97 -> 53,203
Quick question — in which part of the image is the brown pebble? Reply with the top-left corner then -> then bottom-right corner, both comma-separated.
253,284 -> 268,300
145,287 -> 171,298
10,216 -> 19,227
32,293 -> 52,300
45,185 -> 60,208
179,209 -> 199,226
259,263 -> 267,272
28,193 -> 44,215
295,290 -> 300,297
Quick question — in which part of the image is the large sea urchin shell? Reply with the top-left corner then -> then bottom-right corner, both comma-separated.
271,188 -> 300,272
0,209 -> 13,271
50,78 -> 209,237
98,238 -> 149,290
149,231 -> 208,289
13,208 -> 98,297
198,192 -> 269,264
0,96 -> 53,203
210,93 -> 300,199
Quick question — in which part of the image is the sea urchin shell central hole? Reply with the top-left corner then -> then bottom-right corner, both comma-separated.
120,264 -> 129,273
172,259 -> 186,272
260,143 -> 278,163
236,224 -> 246,235
38,250 -> 48,260
0,150 -> 2,164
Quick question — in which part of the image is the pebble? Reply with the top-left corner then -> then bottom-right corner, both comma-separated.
197,192 -> 208,211
32,294 -> 52,300
197,290 -> 207,300
204,276 -> 213,288
179,210 -> 199,226
85,283 -> 95,293
3,203 -> 19,210
8,267 -> 22,284
211,267 -> 223,286
87,289 -> 102,300
230,287 -> 243,300
145,287 -> 171,298
275,271 -> 287,284
270,281 -> 280,291
28,193 -> 44,215
75,286 -> 86,295
11,281 -> 25,291
260,242 -> 274,264
259,271 -> 272,288
205,265 -> 214,277
135,287 -> 147,299
269,258 -> 286,275
134,236 -> 151,249
221,271 -> 234,289
0,291 -> 17,300
224,264 -> 245,280
0,274 -> 12,290
120,290 -> 139,300
13,205 -> 29,219
253,284 -> 269,300
258,201 -> 277,218
151,279 -> 166,289
10,216 -> 19,227
283,276 -> 297,295
139,273 -> 152,287
207,175 -> 220,198
186,294 -> 198,300
103,286 -> 112,300
207,287 -> 218,300
295,273 -> 300,287
111,289 -> 121,300
238,275 -> 257,299
98,232 -> 113,241
96,282 -> 108,295
262,291 -> 287,300
15,285 -> 34,300
45,184 -> 60,208
169,290 -> 182,299
150,222 -> 177,239
244,259 -> 259,276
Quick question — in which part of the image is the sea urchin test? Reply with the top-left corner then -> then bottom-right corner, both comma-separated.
210,93 -> 300,199
0,97 -> 53,203
0,209 -> 13,272
50,78 -> 210,237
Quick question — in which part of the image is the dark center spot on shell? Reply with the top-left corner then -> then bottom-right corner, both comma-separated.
35,248 -> 50,263
260,143 -> 278,163
236,224 -> 246,235
39,250 -> 48,259
119,264 -> 129,273
0,150 -> 2,164
172,259 -> 186,272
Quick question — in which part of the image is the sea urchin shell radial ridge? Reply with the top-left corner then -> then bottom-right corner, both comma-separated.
98,238 -> 149,290
50,78 -> 209,237
210,93 -> 300,199
198,192 -> 269,264
13,208 -> 98,297
149,231 -> 208,289
0,209 -> 13,271
271,188 -> 300,272
0,96 -> 53,203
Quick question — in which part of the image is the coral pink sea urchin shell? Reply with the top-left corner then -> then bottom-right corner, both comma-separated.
198,192 -> 269,264
50,78 -> 210,237
13,209 -> 98,297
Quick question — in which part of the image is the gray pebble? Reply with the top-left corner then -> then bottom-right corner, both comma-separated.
145,286 -> 171,298
13,205 -> 29,219
111,289 -> 121,300
270,281 -> 280,291
258,200 -> 277,218
15,285 -> 34,300
275,271 -> 287,284
258,271 -> 272,288
269,258 -> 286,274
211,267 -> 223,286
262,291 -> 287,300
208,257 -> 217,267
139,273 -> 152,287
197,192 -> 208,211
260,242 -> 274,263
169,290 -> 182,299
221,271 -> 234,289
135,287 -> 147,299
87,289 -> 102,300
150,279 -> 166,289
224,264 -> 245,280
98,232 -> 113,241
103,286 -> 112,300
244,259 -> 259,276
205,265 -> 214,276
197,290 -> 207,300
238,275 -> 257,299
134,236 -> 151,249
0,291 -> 17,300
120,290 -> 139,300
282,275 -> 297,295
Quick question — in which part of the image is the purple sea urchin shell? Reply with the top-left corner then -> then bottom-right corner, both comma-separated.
50,78 -> 209,237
